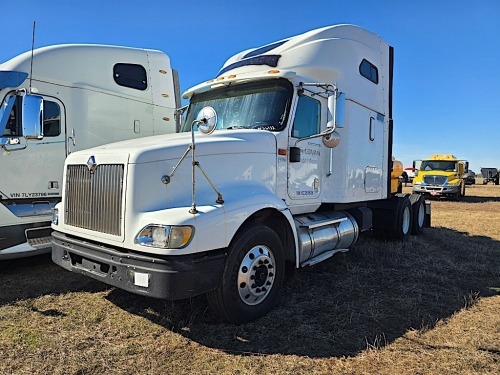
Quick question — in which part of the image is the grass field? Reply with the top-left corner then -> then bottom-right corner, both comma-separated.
1,183 -> 499,374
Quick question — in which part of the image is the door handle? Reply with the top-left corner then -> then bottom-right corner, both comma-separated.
369,116 -> 375,141
68,129 -> 76,146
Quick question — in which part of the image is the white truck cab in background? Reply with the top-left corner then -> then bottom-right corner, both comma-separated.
0,44 -> 180,259
52,25 -> 430,323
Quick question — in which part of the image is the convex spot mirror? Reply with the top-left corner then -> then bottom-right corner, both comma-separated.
196,106 -> 217,134
322,130 -> 340,148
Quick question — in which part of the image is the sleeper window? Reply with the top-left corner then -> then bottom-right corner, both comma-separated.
113,63 -> 147,90
359,59 -> 378,84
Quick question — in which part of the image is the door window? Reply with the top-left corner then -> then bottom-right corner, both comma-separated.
292,95 -> 320,138
43,101 -> 61,137
1,96 -> 61,137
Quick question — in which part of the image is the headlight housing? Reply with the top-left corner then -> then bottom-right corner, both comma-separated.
135,225 -> 194,249
52,208 -> 59,225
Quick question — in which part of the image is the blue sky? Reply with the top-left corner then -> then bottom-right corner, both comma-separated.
2,0 -> 499,173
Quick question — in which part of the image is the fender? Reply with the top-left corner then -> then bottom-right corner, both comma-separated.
219,180 -> 299,265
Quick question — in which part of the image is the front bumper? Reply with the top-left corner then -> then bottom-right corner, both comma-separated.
412,184 -> 460,196
0,222 -> 52,259
51,231 -> 226,300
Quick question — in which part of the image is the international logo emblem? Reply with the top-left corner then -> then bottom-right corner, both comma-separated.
86,155 -> 97,173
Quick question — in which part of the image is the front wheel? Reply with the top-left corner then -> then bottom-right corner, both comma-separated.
207,224 -> 285,324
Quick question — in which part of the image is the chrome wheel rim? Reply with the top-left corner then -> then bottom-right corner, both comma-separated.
237,245 -> 276,306
417,202 -> 425,228
402,206 -> 411,234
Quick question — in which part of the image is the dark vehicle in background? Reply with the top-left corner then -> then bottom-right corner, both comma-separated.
481,168 -> 499,185
463,170 -> 476,185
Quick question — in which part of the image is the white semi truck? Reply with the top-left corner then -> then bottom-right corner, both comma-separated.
51,25 -> 430,323
0,44 -> 180,259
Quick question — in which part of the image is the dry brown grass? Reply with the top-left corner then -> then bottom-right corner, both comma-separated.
1,184 -> 499,374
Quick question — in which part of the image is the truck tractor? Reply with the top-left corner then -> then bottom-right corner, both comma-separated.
412,154 -> 469,200
51,25 -> 430,323
0,44 -> 180,259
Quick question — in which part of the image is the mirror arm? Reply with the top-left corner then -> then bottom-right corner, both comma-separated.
1,137 -> 28,151
162,108 -> 223,214
174,105 -> 188,133
294,127 -> 334,147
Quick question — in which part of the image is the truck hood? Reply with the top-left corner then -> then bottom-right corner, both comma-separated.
72,129 -> 278,164
419,170 -> 456,177
415,170 -> 462,184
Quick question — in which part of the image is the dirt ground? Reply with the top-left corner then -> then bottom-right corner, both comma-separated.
1,184 -> 499,374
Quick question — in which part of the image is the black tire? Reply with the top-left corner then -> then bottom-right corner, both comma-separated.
207,224 -> 285,324
409,194 -> 425,235
453,190 -> 462,201
387,195 -> 412,240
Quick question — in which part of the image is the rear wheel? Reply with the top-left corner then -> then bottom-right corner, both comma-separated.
409,194 -> 425,235
373,195 -> 412,241
388,195 -> 412,240
207,224 -> 285,324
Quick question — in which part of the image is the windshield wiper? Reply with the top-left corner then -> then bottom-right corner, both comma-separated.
226,123 -> 277,131
226,126 -> 248,129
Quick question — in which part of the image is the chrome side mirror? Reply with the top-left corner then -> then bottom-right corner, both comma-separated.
22,94 -> 44,139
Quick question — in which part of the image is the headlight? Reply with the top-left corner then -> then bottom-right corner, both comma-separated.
135,225 -> 193,249
52,208 -> 59,225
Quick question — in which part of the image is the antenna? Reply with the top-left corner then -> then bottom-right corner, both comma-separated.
29,21 -> 36,92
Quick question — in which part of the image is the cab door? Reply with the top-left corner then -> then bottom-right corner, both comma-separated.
1,96 -> 66,208
287,94 -> 323,201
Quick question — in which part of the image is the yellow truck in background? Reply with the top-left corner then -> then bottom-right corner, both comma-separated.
412,154 -> 469,200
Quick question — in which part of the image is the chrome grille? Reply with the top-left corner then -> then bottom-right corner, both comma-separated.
423,175 -> 447,185
65,164 -> 124,236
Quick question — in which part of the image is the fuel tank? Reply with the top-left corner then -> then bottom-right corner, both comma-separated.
294,211 -> 359,264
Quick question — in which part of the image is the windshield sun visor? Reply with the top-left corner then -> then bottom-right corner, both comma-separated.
0,71 -> 28,89
218,55 -> 281,77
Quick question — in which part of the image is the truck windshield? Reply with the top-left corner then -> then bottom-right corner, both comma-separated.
181,79 -> 293,132
420,161 -> 456,171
